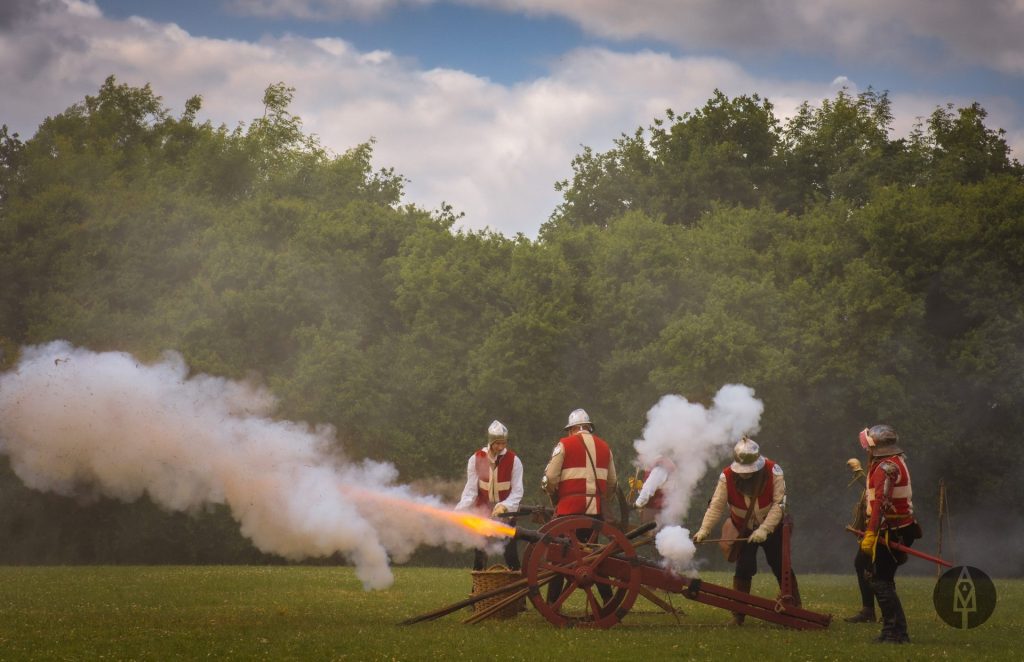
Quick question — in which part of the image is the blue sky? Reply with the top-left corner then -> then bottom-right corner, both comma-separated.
3,0 -> 1023,236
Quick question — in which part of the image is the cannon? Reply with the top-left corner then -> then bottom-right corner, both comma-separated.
402,516 -> 832,630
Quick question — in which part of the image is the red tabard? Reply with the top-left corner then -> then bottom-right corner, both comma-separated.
723,459 -> 776,531
866,454 -> 914,530
474,449 -> 517,508
556,433 -> 611,516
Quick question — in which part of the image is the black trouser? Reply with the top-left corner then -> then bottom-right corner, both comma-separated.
734,527 -> 789,586
855,549 -> 876,610
861,526 -> 916,641
545,515 -> 613,605
473,517 -> 520,571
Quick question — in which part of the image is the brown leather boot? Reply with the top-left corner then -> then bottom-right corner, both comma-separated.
730,577 -> 752,625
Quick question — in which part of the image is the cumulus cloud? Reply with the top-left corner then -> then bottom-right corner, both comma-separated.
0,0 -> 1020,237
227,0 -> 1024,77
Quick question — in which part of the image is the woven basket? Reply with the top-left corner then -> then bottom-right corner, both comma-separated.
470,565 -> 525,619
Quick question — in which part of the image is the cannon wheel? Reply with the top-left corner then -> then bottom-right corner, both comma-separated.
522,515 -> 642,628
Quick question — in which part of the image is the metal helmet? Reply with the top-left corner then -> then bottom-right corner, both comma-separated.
866,424 -> 903,456
730,436 -> 766,474
487,420 -> 508,442
564,408 -> 593,431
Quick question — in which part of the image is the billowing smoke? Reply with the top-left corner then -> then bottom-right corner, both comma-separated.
633,385 -> 764,526
0,341 -> 494,589
654,525 -> 697,576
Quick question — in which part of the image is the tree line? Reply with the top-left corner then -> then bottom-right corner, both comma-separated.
1,77 -> 1022,573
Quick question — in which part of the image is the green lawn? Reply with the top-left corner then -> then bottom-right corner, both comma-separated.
0,566 -> 1017,660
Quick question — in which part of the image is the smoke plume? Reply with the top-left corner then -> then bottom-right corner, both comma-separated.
654,525 -> 698,575
633,385 -> 764,526
0,341 -> 493,589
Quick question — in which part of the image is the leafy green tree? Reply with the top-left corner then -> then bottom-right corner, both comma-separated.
780,87 -> 903,209
3,79 -> 1023,571
923,102 -> 1023,184
647,91 -> 782,224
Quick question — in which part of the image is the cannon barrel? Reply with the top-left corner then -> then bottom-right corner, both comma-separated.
512,526 -> 556,544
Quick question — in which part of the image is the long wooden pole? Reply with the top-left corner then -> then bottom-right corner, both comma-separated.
937,479 -> 946,578
845,526 -> 952,567
462,574 -> 556,624
399,574 -> 532,625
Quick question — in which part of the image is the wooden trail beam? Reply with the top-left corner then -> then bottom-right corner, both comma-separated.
681,578 -> 832,630
399,575 -> 529,625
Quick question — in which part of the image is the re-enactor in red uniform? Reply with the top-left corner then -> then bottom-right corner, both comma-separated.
542,408 -> 617,604
693,437 -> 801,625
856,424 -> 921,644
634,456 -> 676,524
456,420 -> 523,570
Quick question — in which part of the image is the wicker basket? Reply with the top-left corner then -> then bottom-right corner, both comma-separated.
470,565 -> 525,619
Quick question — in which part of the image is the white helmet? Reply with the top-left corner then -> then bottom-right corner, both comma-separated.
730,436 -> 765,474
564,408 -> 593,431
487,420 -> 508,442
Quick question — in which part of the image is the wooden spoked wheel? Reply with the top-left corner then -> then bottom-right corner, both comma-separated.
522,515 -> 642,628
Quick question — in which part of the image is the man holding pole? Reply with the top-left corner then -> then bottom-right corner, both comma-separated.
692,437 -> 800,625
456,420 -> 524,570
856,424 -> 921,644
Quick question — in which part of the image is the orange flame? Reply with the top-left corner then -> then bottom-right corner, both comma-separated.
401,501 -> 516,538
341,485 -> 516,538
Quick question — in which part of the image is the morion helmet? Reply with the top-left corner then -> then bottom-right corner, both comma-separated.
730,436 -> 766,474
487,420 -> 509,442
564,408 -> 593,431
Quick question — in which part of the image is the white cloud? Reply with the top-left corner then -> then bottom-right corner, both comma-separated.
227,0 -> 1024,76
63,0 -> 101,18
0,1 -> 1021,238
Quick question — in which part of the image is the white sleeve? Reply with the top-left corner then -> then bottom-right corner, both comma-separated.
498,456 -> 524,512
455,455 -> 479,511
637,465 -> 668,503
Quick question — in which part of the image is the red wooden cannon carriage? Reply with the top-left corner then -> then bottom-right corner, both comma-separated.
403,516 -> 831,630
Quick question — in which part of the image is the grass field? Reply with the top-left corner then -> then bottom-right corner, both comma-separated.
0,566 -> 1018,660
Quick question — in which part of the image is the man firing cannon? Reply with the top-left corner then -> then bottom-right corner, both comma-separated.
692,436 -> 801,624
455,419 -> 524,570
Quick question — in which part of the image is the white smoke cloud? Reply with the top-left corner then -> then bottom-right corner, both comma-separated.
0,341 -> 495,589
633,385 -> 764,526
654,524 -> 697,576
